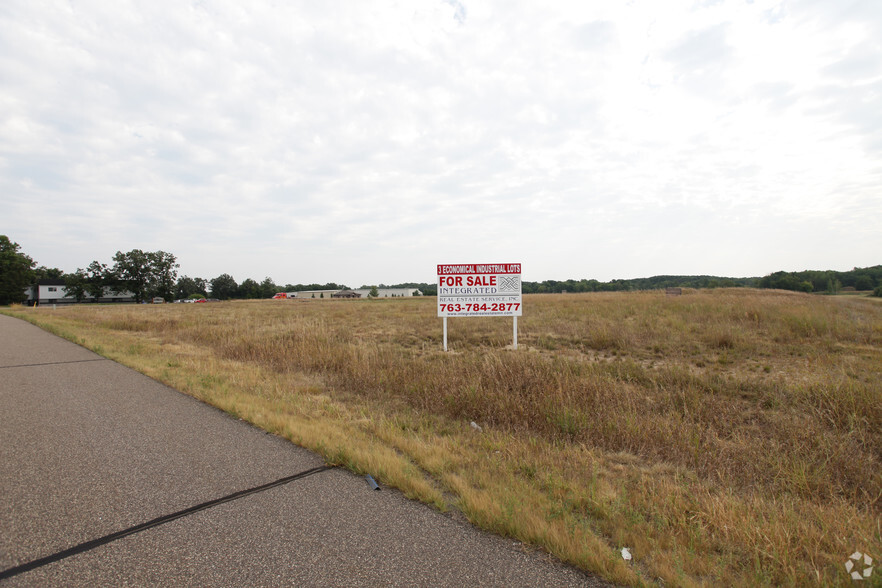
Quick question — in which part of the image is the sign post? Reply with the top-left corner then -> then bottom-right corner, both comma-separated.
437,263 -> 522,350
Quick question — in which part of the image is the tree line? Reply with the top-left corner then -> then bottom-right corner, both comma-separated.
404,270 -> 882,297
61,250 -> 179,303
303,268 -> 882,297
2,235 -> 880,305
0,236 -> 358,304
194,275 -> 350,301
520,275 -> 758,294
519,268 -> 882,295
757,266 -> 882,294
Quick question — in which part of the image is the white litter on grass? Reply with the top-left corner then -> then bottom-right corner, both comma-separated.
470,421 -> 482,432
845,551 -> 874,581
621,547 -> 632,561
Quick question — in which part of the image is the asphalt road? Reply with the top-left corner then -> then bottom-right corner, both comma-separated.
0,314 -> 611,587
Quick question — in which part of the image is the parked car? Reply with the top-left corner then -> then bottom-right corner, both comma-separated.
272,292 -> 288,299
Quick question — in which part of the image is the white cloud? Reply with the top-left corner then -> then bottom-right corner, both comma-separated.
0,0 -> 879,286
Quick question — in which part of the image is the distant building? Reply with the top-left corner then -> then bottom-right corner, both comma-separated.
283,288 -> 422,299
352,288 -> 422,298
285,290 -> 339,299
27,279 -> 136,305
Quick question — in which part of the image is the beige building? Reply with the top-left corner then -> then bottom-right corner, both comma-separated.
283,288 -> 422,299
352,288 -> 422,298
285,290 -> 339,299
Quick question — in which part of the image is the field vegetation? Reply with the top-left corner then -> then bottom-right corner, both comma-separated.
4,289 -> 881,586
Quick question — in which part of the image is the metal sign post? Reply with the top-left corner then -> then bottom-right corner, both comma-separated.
513,316 -> 517,350
437,263 -> 522,351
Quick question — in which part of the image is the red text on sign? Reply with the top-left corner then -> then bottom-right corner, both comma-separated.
439,303 -> 520,313
440,275 -> 498,286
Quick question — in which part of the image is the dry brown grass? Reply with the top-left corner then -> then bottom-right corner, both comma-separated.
5,289 -> 881,586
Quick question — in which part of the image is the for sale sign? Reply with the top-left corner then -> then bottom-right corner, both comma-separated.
437,263 -> 522,317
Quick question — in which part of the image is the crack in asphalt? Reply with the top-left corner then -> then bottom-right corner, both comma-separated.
0,358 -> 110,370
0,465 -> 333,580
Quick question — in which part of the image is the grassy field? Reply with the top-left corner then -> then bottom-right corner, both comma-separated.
4,289 -> 881,586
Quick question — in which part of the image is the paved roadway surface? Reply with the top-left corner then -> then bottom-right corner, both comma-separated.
0,314 -> 612,587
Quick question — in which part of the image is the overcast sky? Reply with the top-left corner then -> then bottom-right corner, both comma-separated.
2,0 -> 880,286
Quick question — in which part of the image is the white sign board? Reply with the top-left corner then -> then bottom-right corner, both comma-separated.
437,263 -> 522,317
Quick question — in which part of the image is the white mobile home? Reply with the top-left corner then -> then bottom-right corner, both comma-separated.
27,279 -> 136,305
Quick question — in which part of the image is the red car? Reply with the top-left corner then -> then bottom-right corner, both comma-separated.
272,292 -> 288,299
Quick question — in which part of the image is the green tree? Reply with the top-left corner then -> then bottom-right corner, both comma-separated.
33,266 -> 64,281
148,250 -> 179,302
0,235 -> 35,305
110,249 -> 179,302
64,270 -> 89,302
85,261 -> 108,301
210,273 -> 238,300
175,275 -> 205,300
369,285 -> 379,298
259,277 -> 278,299
238,278 -> 260,299
110,249 -> 152,302
855,275 -> 874,291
